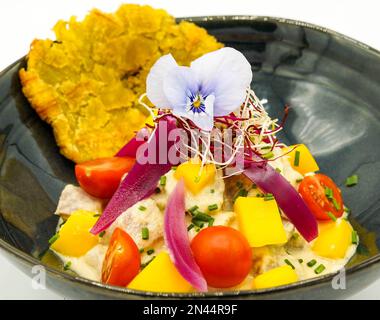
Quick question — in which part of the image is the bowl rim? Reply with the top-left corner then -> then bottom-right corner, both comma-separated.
1,14 -> 380,298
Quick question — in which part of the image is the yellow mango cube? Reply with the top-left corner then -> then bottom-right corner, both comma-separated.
252,265 -> 298,289
174,159 -> 216,195
313,219 -> 353,259
51,210 -> 99,257
283,144 -> 319,175
128,251 -> 194,293
234,197 -> 287,247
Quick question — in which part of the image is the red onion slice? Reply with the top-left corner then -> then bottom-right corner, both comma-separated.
164,179 -> 207,292
91,118 -> 178,234
115,127 -> 150,158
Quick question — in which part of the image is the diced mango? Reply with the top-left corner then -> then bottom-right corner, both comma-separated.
252,265 -> 298,289
234,197 -> 287,247
312,219 -> 353,259
174,159 -> 216,195
128,251 -> 193,292
283,144 -> 319,175
51,210 -> 99,257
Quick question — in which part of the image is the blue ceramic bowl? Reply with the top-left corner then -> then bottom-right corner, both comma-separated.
0,16 -> 379,299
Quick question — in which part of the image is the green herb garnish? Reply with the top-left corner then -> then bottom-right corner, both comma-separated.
332,198 -> 341,210
345,175 -> 358,187
48,233 -> 60,245
139,205 -> 147,211
324,187 -> 333,200
294,150 -> 301,167
63,261 -> 72,271
284,259 -> 295,269
233,188 -> 248,203
159,175 -> 167,186
99,231 -> 106,238
147,249 -> 155,255
298,259 -> 304,264
307,259 -> 317,267
208,204 -> 218,211
314,264 -> 326,274
142,227 -> 149,240
210,189 -> 215,194
188,205 -> 199,215
93,213 -> 101,217
187,224 -> 195,231
326,211 -> 337,222
352,230 -> 359,245
262,151 -> 274,159
139,248 -> 144,254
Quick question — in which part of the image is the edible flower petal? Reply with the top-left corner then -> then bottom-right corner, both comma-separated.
146,48 -> 252,131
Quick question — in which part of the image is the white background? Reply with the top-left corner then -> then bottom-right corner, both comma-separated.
0,0 -> 379,299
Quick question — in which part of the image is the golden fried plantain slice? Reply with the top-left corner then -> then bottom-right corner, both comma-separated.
20,4 -> 223,163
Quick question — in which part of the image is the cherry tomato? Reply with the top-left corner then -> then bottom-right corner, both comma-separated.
191,226 -> 252,288
75,156 -> 135,198
101,228 -> 140,287
298,173 -> 344,221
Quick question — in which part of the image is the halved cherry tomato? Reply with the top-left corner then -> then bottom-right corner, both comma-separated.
75,157 -> 135,199
101,228 -> 140,287
298,173 -> 344,221
191,226 -> 252,288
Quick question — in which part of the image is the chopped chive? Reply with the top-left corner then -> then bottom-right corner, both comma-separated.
63,261 -> 72,271
147,249 -> 155,255
208,204 -> 218,211
332,198 -> 341,210
139,248 -> 144,253
294,150 -> 301,167
141,257 -> 155,269
251,184 -> 257,189
154,187 -> 161,194
314,264 -> 326,274
262,151 -> 274,159
210,189 -> 215,194
296,178 -> 303,183
99,231 -> 106,238
188,205 -> 199,215
171,166 -> 177,171
345,175 -> 358,187
208,218 -> 215,227
324,187 -> 333,200
326,211 -> 337,222
256,193 -> 264,197
264,193 -> 274,201
284,259 -> 295,269
307,259 -> 317,267
195,227 -> 201,233
236,181 -> 243,189
193,212 -> 213,222
192,219 -> 205,228
344,207 -> 351,214
142,227 -> 149,240
138,205 -> 147,211
298,259 -> 304,264
352,230 -> 359,245
233,188 -> 248,202
275,168 -> 282,173
93,213 -> 101,217
187,224 -> 194,231
159,175 -> 167,186
48,233 -> 59,245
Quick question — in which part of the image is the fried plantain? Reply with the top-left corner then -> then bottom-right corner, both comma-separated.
20,4 -> 223,163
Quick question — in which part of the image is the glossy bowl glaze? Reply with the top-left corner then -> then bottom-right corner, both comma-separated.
1,16 -> 380,299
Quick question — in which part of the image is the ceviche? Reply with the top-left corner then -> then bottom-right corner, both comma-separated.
48,47 -> 359,293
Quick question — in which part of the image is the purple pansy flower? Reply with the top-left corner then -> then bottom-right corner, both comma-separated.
146,47 -> 253,131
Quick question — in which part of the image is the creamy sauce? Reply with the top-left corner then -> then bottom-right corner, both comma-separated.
53,150 -> 358,290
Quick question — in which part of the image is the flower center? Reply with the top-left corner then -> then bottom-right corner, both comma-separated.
189,93 -> 206,114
